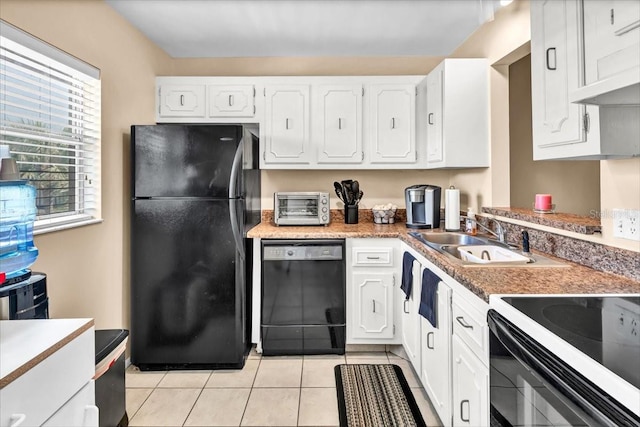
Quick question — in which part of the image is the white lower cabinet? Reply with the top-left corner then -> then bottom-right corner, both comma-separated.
399,242 -> 489,427
0,320 -> 97,427
347,239 -> 400,344
400,260 -> 422,373
420,280 -> 452,427
452,335 -> 489,427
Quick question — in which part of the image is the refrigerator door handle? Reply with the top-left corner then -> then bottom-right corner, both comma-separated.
228,137 -> 244,199
229,199 -> 246,261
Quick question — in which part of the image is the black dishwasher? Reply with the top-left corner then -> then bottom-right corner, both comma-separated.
261,239 -> 345,355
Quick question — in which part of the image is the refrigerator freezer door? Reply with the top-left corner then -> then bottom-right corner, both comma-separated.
131,198 -> 248,368
131,125 -> 243,198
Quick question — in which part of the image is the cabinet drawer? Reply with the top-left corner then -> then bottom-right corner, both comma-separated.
0,328 -> 94,427
452,295 -> 488,365
352,247 -> 394,267
43,381 -> 97,427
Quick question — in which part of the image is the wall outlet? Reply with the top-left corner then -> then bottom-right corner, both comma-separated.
613,209 -> 640,241
623,209 -> 640,241
613,209 -> 626,238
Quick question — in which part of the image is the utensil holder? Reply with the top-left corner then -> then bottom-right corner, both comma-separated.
345,205 -> 358,224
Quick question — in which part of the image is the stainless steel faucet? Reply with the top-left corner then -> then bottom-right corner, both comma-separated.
462,216 -> 506,243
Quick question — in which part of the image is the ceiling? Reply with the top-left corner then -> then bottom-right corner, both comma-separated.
105,0 -> 505,58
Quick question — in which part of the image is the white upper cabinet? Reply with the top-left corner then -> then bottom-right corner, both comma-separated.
158,84 -> 205,119
572,0 -> 640,104
263,85 -> 311,165
367,84 -> 417,165
531,0 -> 601,159
531,0 -> 640,159
208,85 -> 255,117
156,76 -> 428,168
316,84 -> 363,164
422,59 -> 489,169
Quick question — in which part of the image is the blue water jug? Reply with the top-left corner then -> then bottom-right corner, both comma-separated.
0,181 -> 39,280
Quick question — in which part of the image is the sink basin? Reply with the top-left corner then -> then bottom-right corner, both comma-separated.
411,232 -> 492,247
408,231 -> 568,268
456,245 -> 531,265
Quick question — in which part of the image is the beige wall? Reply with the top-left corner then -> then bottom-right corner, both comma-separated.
509,55 -> 600,216
0,0 -> 173,328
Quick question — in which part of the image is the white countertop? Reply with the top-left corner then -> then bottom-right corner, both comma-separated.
0,318 -> 93,389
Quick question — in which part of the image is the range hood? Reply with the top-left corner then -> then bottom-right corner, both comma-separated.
570,68 -> 640,105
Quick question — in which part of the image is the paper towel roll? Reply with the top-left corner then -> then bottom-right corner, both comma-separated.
445,187 -> 460,231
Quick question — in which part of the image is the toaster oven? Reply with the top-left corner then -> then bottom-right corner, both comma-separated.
274,192 -> 330,226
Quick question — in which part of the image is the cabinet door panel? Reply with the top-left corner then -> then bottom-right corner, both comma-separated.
401,261 -> 421,372
584,0 -> 640,84
426,70 -> 443,163
421,282 -> 452,426
264,85 -> 311,164
452,335 -> 488,427
209,85 -> 254,117
352,272 -> 394,339
159,85 -> 205,118
369,85 -> 416,164
317,85 -> 363,164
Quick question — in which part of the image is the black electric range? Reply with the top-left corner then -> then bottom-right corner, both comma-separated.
489,294 -> 640,425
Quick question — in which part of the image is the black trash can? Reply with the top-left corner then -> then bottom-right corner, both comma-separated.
95,329 -> 129,427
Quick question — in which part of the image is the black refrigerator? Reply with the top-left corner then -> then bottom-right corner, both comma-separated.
130,124 -> 260,370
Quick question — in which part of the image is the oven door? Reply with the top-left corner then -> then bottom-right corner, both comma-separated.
488,310 -> 640,427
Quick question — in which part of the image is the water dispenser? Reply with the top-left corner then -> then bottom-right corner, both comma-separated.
0,181 -> 39,280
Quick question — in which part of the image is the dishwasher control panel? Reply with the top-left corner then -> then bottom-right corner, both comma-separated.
263,242 -> 343,261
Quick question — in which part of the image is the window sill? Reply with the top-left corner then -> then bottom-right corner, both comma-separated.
34,215 -> 103,236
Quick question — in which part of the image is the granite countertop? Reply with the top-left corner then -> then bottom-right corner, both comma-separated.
247,218 -> 640,302
482,207 -> 602,235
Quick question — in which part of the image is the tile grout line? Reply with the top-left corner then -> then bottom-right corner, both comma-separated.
296,357 -> 304,427
180,371 -> 213,427
239,352 -> 262,427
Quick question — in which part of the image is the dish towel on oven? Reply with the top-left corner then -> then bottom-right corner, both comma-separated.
419,268 -> 439,328
401,252 -> 415,299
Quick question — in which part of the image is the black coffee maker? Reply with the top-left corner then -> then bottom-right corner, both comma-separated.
405,185 -> 441,229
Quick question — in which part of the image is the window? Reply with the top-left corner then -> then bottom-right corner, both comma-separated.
0,20 -> 101,233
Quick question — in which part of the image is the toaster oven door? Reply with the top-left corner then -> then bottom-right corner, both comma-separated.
276,195 -> 321,225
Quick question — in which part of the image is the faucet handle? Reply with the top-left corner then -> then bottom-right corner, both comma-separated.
522,230 -> 530,254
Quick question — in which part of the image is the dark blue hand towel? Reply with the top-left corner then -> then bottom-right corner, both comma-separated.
419,268 -> 439,328
401,252 -> 415,299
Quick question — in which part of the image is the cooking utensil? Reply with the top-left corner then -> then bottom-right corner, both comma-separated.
341,180 -> 353,205
355,190 -> 363,205
351,181 -> 359,201
333,182 -> 345,203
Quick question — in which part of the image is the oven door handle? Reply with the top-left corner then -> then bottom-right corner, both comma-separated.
487,310 -> 633,427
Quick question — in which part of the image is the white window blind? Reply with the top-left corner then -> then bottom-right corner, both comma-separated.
0,20 -> 101,233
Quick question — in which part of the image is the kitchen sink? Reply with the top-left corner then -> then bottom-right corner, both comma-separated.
410,232 -> 494,247
408,231 -> 568,268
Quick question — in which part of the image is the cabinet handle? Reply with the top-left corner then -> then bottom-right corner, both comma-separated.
456,316 -> 474,329
426,331 -> 434,349
372,300 -> 376,313
545,47 -> 557,70
180,94 -> 185,106
403,299 -> 410,314
338,118 -> 342,130
428,113 -> 434,125
9,414 -> 26,427
391,117 -> 396,129
285,118 -> 290,129
583,112 -> 590,133
460,400 -> 470,423
366,256 -> 380,260
229,94 -> 234,106
611,8 -> 614,25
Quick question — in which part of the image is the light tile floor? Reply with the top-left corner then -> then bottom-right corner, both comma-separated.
126,349 -> 443,427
